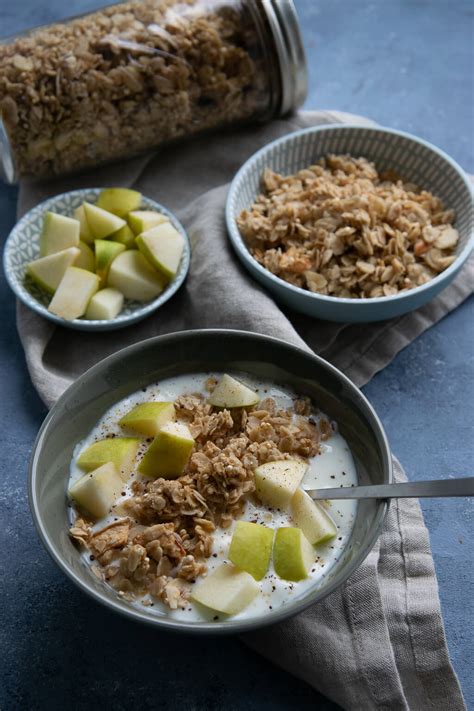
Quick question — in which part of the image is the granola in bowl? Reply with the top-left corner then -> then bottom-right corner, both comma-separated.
68,372 -> 357,621
237,154 -> 460,299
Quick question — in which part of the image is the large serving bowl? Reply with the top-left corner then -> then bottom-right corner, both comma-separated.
226,125 -> 473,322
29,329 -> 391,634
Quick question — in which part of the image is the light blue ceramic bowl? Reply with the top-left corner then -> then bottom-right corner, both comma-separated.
226,125 -> 473,322
3,188 -> 191,331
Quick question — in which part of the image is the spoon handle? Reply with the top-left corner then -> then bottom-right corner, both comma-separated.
305,477 -> 474,500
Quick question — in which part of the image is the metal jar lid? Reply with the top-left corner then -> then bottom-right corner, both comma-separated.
260,0 -> 308,115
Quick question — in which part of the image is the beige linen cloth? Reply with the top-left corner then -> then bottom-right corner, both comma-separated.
16,111 -> 471,710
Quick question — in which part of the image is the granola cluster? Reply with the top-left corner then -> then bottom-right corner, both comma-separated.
0,0 -> 269,178
71,393 -> 325,609
237,155 -> 459,299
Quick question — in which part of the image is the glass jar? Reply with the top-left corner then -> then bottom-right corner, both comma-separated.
0,0 -> 307,183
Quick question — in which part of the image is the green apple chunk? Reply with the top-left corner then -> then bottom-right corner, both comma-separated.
228,521 -> 274,580
119,401 -> 176,437
73,205 -> 94,244
96,188 -> 142,217
208,374 -> 259,408
110,224 -> 136,249
83,202 -> 126,239
48,267 -> 99,320
291,489 -> 337,545
254,460 -> 307,511
68,462 -> 122,519
74,240 -> 95,272
191,564 -> 259,615
95,239 -> 126,285
273,527 -> 315,581
127,210 -> 169,235
136,222 -> 185,280
138,422 -> 194,478
77,437 -> 140,481
39,211 -> 80,256
108,250 -> 166,301
26,247 -> 80,295
85,288 -> 124,320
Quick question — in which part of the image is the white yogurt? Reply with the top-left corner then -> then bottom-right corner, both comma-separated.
69,372 -> 358,622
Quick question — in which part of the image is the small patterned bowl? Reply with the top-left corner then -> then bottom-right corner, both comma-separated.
226,125 -> 474,322
3,188 -> 191,331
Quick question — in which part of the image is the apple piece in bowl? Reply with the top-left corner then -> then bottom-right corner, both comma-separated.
85,288 -> 124,321
48,267 -> 100,320
208,374 -> 259,408
273,527 -> 315,582
73,205 -> 94,244
75,240 -> 95,272
228,521 -> 274,580
136,222 -> 185,280
96,188 -> 142,217
77,437 -> 140,481
95,240 -> 126,286
254,459 -> 307,511
83,202 -> 126,239
119,401 -> 176,438
68,462 -> 122,519
108,250 -> 166,301
128,210 -> 169,235
191,564 -> 259,615
138,422 -> 194,478
39,212 -> 80,256
26,247 -> 80,295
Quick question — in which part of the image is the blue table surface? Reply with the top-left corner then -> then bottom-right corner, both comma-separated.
1,1 -> 472,709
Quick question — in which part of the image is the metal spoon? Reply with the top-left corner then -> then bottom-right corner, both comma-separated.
305,477 -> 474,500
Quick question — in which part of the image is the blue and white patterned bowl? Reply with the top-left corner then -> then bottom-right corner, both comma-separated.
226,125 -> 473,322
3,188 -> 191,331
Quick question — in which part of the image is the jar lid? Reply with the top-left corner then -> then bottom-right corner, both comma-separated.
261,0 -> 308,115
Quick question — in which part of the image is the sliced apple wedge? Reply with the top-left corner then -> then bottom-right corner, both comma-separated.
74,240 -> 95,272
110,223 -> 136,249
39,212 -> 80,256
254,460 -> 307,511
48,267 -> 99,320
85,288 -> 124,320
291,489 -> 337,545
228,521 -> 274,580
96,188 -> 142,217
68,462 -> 123,519
138,421 -> 194,478
83,202 -> 126,239
73,205 -> 94,244
108,250 -> 166,301
136,222 -> 185,280
208,374 -> 259,409
26,247 -> 80,294
119,401 -> 175,438
273,527 -> 315,581
95,239 -> 126,285
127,210 -> 168,235
77,437 -> 140,481
191,564 -> 259,615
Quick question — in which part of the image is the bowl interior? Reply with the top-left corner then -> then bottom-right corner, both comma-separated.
30,330 -> 391,634
3,188 -> 190,330
228,125 -> 473,281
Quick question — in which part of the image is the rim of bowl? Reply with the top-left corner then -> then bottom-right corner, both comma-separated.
3,188 -> 191,331
28,328 -> 392,634
226,124 -> 474,308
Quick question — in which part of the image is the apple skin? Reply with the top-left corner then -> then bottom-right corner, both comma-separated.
127,210 -> 169,235
48,267 -> 99,320
191,563 -> 259,615
273,527 -> 315,581
77,437 -> 140,481
83,202 -> 126,239
108,250 -> 166,301
138,422 -> 194,478
94,239 -> 126,285
85,288 -> 124,320
26,247 -> 80,294
291,489 -> 337,545
96,188 -> 142,217
119,401 -> 176,437
208,374 -> 259,408
68,462 -> 123,519
254,460 -> 307,511
228,521 -> 274,580
39,212 -> 80,256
